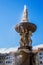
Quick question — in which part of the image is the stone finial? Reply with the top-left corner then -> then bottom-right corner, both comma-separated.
22,5 -> 28,22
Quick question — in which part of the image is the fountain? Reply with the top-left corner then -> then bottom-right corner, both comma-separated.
15,5 -> 37,65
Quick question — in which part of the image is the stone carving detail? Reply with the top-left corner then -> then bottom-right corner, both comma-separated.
20,30 -> 32,47
15,5 -> 37,65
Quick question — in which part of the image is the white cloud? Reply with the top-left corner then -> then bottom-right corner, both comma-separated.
0,44 -> 43,53
0,47 -> 18,53
33,44 -> 43,50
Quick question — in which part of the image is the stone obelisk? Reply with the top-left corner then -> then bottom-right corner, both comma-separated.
15,5 -> 37,65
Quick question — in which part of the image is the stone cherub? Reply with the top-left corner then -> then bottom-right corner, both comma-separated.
20,28 -> 32,47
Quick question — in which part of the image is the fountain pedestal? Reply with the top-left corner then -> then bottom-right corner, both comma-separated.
15,5 -> 37,65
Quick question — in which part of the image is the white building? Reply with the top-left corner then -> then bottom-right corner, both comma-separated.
33,48 -> 43,65
37,48 -> 43,65
0,52 -> 16,65
5,52 -> 15,65
0,54 -> 5,65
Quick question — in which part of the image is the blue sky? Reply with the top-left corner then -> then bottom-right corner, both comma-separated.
0,0 -> 43,48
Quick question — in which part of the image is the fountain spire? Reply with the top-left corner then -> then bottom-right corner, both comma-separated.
22,5 -> 28,22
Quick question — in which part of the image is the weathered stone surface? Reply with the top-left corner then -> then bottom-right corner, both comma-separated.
15,5 -> 37,65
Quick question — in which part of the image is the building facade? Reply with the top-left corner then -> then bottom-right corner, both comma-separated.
0,48 -> 43,65
37,48 -> 43,65
0,54 -> 5,65
0,52 -> 16,65
33,48 -> 43,65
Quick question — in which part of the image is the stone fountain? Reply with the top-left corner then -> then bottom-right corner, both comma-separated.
15,5 -> 37,65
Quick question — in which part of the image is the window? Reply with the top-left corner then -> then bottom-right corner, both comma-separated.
0,61 -> 3,64
40,61 -> 42,64
39,53 -> 42,55
6,61 -> 12,63
6,56 -> 10,59
40,57 -> 42,59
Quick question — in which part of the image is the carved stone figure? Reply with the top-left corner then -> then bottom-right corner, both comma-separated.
20,31 -> 32,47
